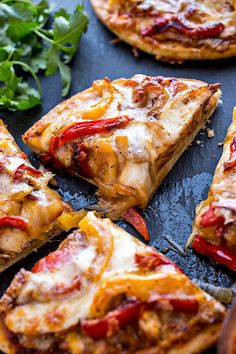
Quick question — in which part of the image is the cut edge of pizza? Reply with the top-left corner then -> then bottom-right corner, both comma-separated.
22,75 -> 221,239
0,211 -> 226,354
90,0 -> 236,62
190,107 -> 236,272
0,119 -> 74,272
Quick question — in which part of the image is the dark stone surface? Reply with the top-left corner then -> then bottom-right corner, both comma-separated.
0,1 -> 236,352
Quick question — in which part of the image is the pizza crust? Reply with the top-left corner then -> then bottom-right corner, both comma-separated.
90,0 -> 236,62
136,323 -> 221,354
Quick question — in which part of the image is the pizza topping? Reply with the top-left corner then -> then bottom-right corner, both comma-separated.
49,116 -> 132,152
0,215 -> 28,230
13,164 -> 43,182
73,142 -> 92,178
122,208 -> 149,241
81,295 -> 198,340
224,136 -> 236,171
135,250 -> 171,270
31,249 -> 70,273
200,205 -> 225,237
192,235 -> 236,272
215,199 -> 236,213
81,301 -> 142,340
141,16 -> 225,39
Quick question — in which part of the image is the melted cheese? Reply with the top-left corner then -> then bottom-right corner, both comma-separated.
23,75 -> 220,217
3,212 -> 225,342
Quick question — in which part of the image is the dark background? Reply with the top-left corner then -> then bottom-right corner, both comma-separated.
0,1 -> 236,352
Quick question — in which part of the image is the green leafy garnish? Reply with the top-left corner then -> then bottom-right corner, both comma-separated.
0,0 -> 89,110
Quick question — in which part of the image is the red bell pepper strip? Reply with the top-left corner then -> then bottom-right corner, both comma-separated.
200,206 -> 223,227
13,164 -> 42,182
149,295 -> 199,314
0,216 -> 28,230
56,116 -> 132,148
49,135 -> 60,155
141,16 -> 224,39
81,301 -> 142,340
31,249 -> 70,273
135,250 -> 172,270
192,235 -> 236,272
224,136 -> 236,171
200,205 -> 225,237
122,208 -> 150,241
81,295 -> 198,340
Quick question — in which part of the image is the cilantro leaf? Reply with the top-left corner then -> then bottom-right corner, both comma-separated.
44,4 -> 88,96
0,0 -> 88,110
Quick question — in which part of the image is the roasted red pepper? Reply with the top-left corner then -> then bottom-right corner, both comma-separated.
135,250 -> 172,270
192,235 -> 236,272
31,249 -> 70,273
73,142 -> 92,178
0,216 -> 28,230
13,164 -> 42,182
49,135 -> 60,155
81,301 -> 142,340
81,295 -> 198,340
40,153 -> 66,172
149,295 -> 199,314
224,136 -> 236,171
141,16 -> 224,39
122,208 -> 149,241
55,116 -> 132,148
200,205 -> 225,237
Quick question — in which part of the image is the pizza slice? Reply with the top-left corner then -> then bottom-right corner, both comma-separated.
23,75 -> 221,238
0,119 -> 71,272
0,211 -> 226,354
90,0 -> 236,62
190,107 -> 236,272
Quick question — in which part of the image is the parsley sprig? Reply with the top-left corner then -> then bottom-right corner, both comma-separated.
0,0 -> 89,110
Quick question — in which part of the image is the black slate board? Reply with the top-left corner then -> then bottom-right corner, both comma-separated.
0,0 -> 236,353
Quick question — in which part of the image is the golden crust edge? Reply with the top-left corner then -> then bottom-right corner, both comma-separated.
0,321 -> 222,354
90,0 -> 236,62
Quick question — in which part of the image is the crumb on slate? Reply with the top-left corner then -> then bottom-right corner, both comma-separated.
162,248 -> 169,254
110,38 -> 122,44
132,47 -> 139,58
218,141 -> 224,147
207,128 -> 215,138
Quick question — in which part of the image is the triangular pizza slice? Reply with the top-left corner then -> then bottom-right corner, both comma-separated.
23,75 -> 221,238
0,120 -> 71,272
0,212 -> 226,354
191,107 -> 236,272
90,0 -> 236,62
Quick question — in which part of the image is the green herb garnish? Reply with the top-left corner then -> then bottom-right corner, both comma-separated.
0,0 -> 89,110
